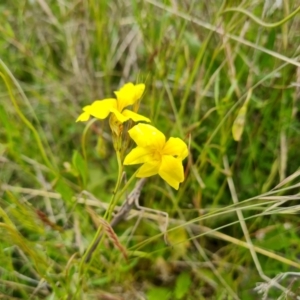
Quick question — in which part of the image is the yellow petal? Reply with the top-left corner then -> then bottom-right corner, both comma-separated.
87,99 -> 117,119
133,84 -> 146,100
163,137 -> 188,160
128,124 -> 165,149
123,147 -> 153,165
110,108 -> 129,123
158,155 -> 185,190
136,160 -> 161,177
76,106 -> 91,122
122,110 -> 151,123
115,83 -> 145,111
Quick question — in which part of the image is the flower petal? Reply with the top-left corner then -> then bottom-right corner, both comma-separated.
123,147 -> 153,165
76,105 -> 91,122
158,155 -> 185,190
133,84 -> 146,100
122,110 -> 150,123
110,108 -> 129,123
87,99 -> 117,119
163,137 -> 188,160
136,160 -> 161,177
128,124 -> 165,149
114,83 -> 145,111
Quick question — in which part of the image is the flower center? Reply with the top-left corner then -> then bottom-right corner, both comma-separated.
151,149 -> 162,161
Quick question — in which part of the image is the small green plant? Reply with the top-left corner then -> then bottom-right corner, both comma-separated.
1,1 -> 300,299
76,82 -> 188,266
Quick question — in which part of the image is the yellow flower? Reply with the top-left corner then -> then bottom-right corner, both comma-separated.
76,83 -> 150,124
124,124 -> 188,190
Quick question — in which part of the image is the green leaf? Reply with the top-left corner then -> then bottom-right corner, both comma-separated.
54,177 -> 74,203
175,272 -> 192,299
147,287 -> 171,300
232,89 -> 251,141
72,150 -> 87,188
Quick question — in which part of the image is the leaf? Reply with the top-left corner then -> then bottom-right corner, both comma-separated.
72,150 -> 87,188
175,272 -> 192,299
0,143 -> 7,156
232,89 -> 252,141
147,287 -> 171,300
232,104 -> 247,141
54,177 -> 74,203
168,227 -> 190,260
260,236 -> 290,251
96,135 -> 108,159
4,22 -> 15,38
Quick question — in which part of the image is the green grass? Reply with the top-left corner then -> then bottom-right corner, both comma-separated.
1,0 -> 300,299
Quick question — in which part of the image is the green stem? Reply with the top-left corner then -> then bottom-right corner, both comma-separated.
221,6 -> 300,29
103,149 -> 124,222
114,169 -> 139,203
79,132 -> 141,273
79,148 -> 124,271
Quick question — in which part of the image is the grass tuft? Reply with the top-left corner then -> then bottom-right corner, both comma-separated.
1,0 -> 300,299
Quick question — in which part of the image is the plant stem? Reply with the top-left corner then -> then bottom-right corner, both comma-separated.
79,150 -> 123,269
103,149 -> 124,222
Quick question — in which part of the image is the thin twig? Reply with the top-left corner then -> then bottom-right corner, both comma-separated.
110,178 -> 147,227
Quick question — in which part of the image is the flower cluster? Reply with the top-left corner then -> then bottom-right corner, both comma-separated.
76,83 -> 150,135
77,82 -> 188,189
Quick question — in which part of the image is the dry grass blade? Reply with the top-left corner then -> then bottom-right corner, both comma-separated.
223,155 -> 297,298
2,0 -> 300,298
146,0 -> 300,67
273,169 -> 300,190
86,207 -> 128,261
